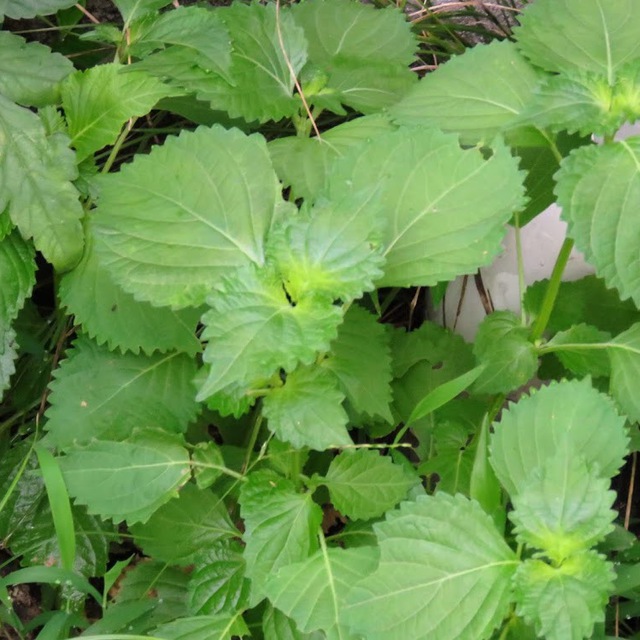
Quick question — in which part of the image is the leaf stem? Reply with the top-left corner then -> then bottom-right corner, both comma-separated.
529,236 -> 574,341
242,405 -> 263,474
101,118 -> 136,174
513,212 -> 526,325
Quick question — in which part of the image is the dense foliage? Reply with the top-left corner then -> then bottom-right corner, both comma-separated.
1,0 -> 639,638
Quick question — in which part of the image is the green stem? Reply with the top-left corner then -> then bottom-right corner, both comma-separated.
530,237 -> 574,341
101,118 -> 137,174
513,212 -> 526,325
242,406 -> 263,474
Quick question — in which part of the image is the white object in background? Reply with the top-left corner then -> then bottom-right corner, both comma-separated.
434,122 -> 640,341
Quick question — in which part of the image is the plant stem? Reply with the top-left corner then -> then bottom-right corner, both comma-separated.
529,236 -> 574,341
242,406 -> 263,474
101,118 -> 136,174
513,212 -> 526,325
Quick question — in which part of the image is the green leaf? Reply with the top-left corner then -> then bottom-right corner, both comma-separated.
198,264 -> 342,401
513,552 -> 615,640
0,328 -> 17,400
268,114 -> 395,202
62,63 -> 175,163
292,0 -> 416,114
93,125 -> 281,308
191,3 -> 307,123
115,560 -> 190,632
345,493 -> 519,640
546,324 -> 611,377
329,127 -> 526,287
131,484 -> 237,565
510,453 -> 615,562
44,337 -> 199,450
154,613 -> 249,640
0,95 -> 83,271
391,40 -> 542,144
472,311 -> 538,394
407,364 -> 485,426
524,275 -> 640,335
268,191 -> 385,303
515,0 -> 640,82
60,428 -> 191,524
129,6 -> 232,85
262,366 -> 351,451
0,230 -> 36,332
0,32 -> 73,107
59,228 -> 201,355
557,139 -> 640,307
188,541 -> 250,616
322,305 -> 393,423
113,0 -> 172,24
264,546 -> 378,638
191,442 -> 226,490
516,72 -> 631,138
490,378 -> 628,498
1,0 -> 76,19
609,323 -> 640,422
0,443 -> 116,578
239,470 -> 323,604
418,420 -> 476,495
263,605 -> 324,640
323,449 -> 415,520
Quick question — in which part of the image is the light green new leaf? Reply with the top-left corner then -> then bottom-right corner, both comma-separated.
0,95 -> 83,271
0,32 -> 73,107
239,470 -> 323,604
323,449 -> 415,520
515,0 -> 640,82
391,40 -> 542,144
191,442 -> 226,490
60,428 -> 191,524
268,191 -> 385,303
609,323 -> 640,422
263,605 -> 324,640
322,305 -> 393,423
329,127 -> 525,287
59,229 -> 201,355
44,337 -> 199,450
192,3 -> 307,123
113,0 -> 172,24
516,72 -> 631,138
546,323 -> 611,378
263,366 -> 351,451
473,311 -> 538,394
198,265 -> 342,401
1,0 -> 76,19
269,114 -> 395,202
490,379 -> 628,498
154,613 -> 249,640
264,546 -> 378,638
93,125 -> 280,308
0,230 -> 36,332
131,484 -> 237,565
62,63 -> 175,162
189,541 -> 250,616
513,552 -> 615,640
510,453 -> 616,563
129,6 -> 231,86
292,0 -> 416,113
557,139 -> 640,307
345,493 -> 519,640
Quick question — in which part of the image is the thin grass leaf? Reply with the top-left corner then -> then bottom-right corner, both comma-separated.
34,445 -> 76,572
0,566 -> 101,603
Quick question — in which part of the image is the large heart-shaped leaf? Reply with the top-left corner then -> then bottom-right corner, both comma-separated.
328,127 -> 526,287
93,125 -> 281,308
